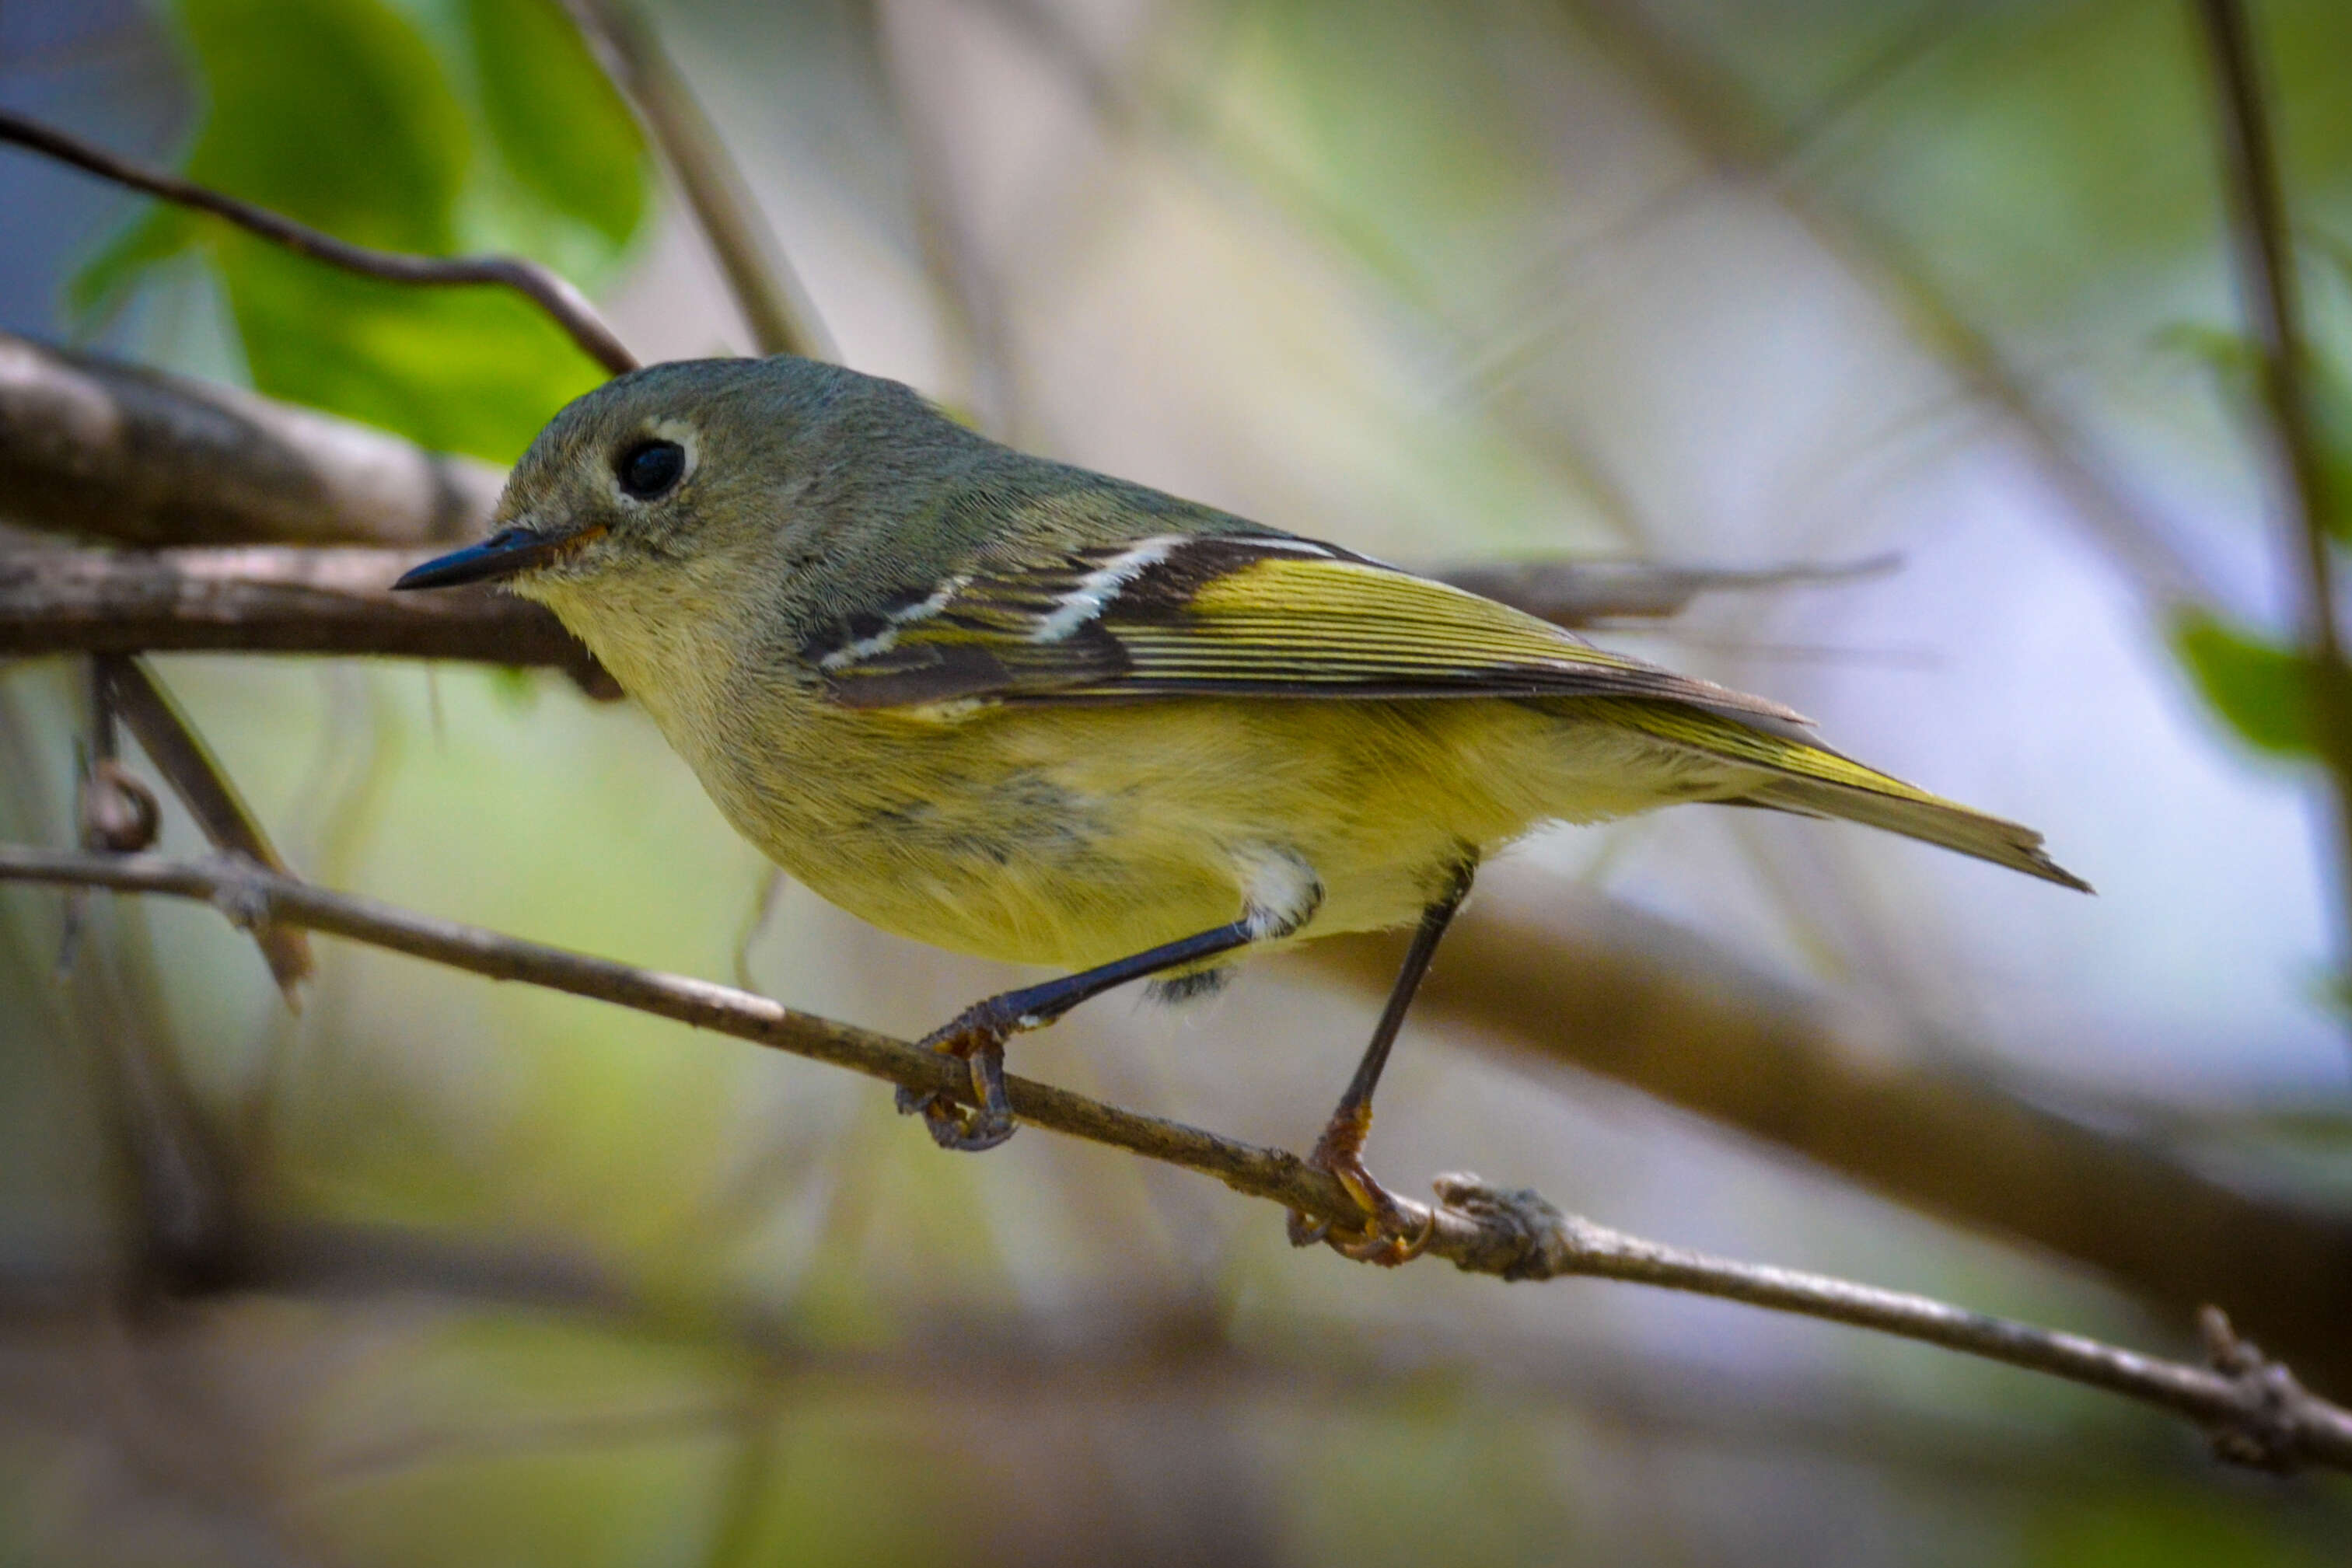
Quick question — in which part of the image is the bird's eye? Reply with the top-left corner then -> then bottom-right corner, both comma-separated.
616,438 -> 687,500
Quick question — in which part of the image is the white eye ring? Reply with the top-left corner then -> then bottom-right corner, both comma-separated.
610,418 -> 699,503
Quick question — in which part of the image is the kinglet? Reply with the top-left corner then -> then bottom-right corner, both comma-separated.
395,356 -> 2085,1259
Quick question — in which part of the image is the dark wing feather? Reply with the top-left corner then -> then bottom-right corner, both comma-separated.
814,532 -> 1807,725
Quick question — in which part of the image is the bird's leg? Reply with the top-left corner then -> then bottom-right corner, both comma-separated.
898,917 -> 1259,1152
1287,860 -> 1476,1265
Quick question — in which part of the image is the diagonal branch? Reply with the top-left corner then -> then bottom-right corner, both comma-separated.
96,656 -> 311,992
560,0 -> 832,360
1,843 -> 2348,1474
0,107 -> 638,376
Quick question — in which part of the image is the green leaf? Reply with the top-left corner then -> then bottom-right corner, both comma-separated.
461,0 -> 647,246
71,0 -> 616,461
67,207 -> 194,325
171,0 -> 470,250
2169,611 -> 2314,758
217,236 -> 605,463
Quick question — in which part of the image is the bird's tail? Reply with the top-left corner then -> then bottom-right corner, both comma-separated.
1608,701 -> 2092,892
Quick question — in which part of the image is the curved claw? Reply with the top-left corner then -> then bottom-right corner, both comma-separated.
1284,1119 -> 1435,1266
895,1008 -> 1019,1153
913,1092 -> 1018,1152
1330,1203 -> 1435,1266
1286,1196 -> 1433,1266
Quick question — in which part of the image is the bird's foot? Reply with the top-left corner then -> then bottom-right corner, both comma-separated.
894,1001 -> 1019,1152
1284,1104 -> 1435,1266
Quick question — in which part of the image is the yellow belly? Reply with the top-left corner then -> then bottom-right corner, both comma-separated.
666,686 -> 1742,970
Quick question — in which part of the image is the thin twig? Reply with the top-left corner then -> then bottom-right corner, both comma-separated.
2191,0 -> 2352,990
0,107 -> 639,376
2194,0 -> 2341,653
1313,889 -> 2352,1398
560,0 -> 831,360
2,843 -> 2347,1474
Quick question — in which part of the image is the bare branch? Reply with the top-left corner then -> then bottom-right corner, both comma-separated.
1315,896 -> 2352,1399
0,547 -> 598,675
2,843 -> 2349,1473
561,0 -> 832,360
0,332 -> 503,548
1431,1181 -> 2349,1473
0,107 -> 638,376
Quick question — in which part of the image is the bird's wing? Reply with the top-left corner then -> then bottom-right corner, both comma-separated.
809,531 -> 1808,725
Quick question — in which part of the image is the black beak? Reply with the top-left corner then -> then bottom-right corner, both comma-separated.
392,523 -> 603,590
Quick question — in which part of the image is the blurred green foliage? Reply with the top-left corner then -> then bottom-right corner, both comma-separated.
2171,610 -> 2315,757
2029,1493 -> 2341,1568
462,0 -> 648,248
2160,310 -> 2352,763
71,0 -> 648,463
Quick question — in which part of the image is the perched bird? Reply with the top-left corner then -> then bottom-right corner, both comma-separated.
395,355 -> 2087,1260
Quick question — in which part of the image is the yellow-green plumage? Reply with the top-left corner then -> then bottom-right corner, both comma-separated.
411,355 -> 2084,989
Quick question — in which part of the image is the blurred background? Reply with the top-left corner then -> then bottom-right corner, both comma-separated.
4,0 -> 2352,1562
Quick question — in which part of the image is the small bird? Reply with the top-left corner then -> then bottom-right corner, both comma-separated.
395,356 -> 2086,1260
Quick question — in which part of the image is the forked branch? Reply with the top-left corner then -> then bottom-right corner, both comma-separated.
2,843 -> 2347,1475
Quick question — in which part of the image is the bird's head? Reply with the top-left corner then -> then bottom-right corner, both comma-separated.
393,355 -> 873,606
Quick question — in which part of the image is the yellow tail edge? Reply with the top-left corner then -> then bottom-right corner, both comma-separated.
1739,774 -> 2092,892
1611,701 -> 2093,893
